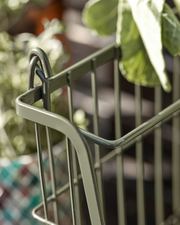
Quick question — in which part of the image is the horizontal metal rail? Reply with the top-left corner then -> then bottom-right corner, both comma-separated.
78,99 -> 180,149
20,43 -> 120,106
32,182 -> 69,225
17,88 -> 180,153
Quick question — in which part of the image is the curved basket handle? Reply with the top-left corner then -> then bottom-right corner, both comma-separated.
28,48 -> 52,110
16,95 -> 105,225
28,47 -> 53,79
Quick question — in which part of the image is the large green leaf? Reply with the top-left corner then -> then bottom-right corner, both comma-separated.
127,0 -> 171,92
116,0 -> 160,87
82,0 -> 118,36
162,3 -> 180,55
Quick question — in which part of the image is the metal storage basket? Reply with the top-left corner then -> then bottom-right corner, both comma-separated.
16,43 -> 180,225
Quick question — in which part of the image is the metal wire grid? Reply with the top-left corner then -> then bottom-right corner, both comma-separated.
16,43 -> 180,225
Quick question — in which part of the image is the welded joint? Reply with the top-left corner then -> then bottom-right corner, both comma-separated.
67,70 -> 72,85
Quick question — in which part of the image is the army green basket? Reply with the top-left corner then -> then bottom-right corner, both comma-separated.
16,43 -> 180,225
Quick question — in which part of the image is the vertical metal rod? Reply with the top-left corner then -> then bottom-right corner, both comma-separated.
135,84 -> 146,225
91,58 -> 105,215
114,46 -> 126,225
35,123 -> 49,224
43,81 -> 60,225
172,56 -> 180,213
67,72 -> 82,225
46,127 -> 60,224
154,85 -> 164,225
66,137 -> 77,225
28,55 -> 58,224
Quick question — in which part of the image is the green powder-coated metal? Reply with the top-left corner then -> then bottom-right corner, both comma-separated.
172,55 -> 180,213
135,84 -> 146,225
16,43 -> 180,225
154,85 -> 164,225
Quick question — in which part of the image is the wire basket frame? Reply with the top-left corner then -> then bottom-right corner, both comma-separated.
16,43 -> 180,225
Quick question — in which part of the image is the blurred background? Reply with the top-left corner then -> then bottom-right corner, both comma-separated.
0,0 -> 179,225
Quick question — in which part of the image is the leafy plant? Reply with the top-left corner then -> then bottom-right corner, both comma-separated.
0,19 -> 69,158
82,0 -> 180,92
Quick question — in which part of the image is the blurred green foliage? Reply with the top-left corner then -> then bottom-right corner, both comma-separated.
0,19 -> 69,158
73,109 -> 90,131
